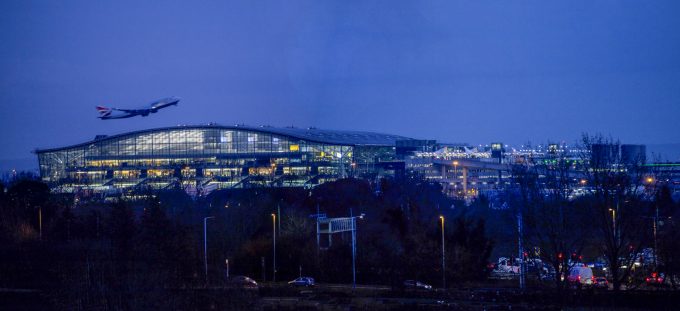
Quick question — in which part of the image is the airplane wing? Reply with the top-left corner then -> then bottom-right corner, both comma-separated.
112,108 -> 148,114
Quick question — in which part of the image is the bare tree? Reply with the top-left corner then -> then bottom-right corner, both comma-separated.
511,145 -> 591,291
581,134 -> 651,291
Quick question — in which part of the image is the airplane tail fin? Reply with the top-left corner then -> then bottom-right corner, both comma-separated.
96,106 -> 112,117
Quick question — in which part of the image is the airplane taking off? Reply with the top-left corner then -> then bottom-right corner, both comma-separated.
97,97 -> 180,120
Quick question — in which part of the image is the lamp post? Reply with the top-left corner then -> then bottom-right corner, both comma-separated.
203,216 -> 215,283
609,208 -> 616,238
225,259 -> 230,279
349,210 -> 365,290
38,207 -> 42,241
271,213 -> 276,283
517,210 -> 525,290
440,215 -> 445,289
351,212 -> 356,290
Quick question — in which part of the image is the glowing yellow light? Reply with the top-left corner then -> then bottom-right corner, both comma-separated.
289,144 -> 299,152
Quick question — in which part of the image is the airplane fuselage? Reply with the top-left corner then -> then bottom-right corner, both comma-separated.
97,97 -> 179,120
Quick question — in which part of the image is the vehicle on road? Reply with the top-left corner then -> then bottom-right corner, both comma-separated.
228,275 -> 258,289
567,265 -> 594,287
593,276 -> 609,289
645,272 -> 666,287
288,277 -> 315,287
403,280 -> 433,290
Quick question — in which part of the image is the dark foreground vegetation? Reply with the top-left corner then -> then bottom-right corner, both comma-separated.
2,134 -> 679,310
1,174 -> 495,310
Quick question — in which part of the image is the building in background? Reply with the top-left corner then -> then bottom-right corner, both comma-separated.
36,124 -> 411,196
37,124 -> 670,201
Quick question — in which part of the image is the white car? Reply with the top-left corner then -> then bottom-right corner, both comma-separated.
403,280 -> 433,290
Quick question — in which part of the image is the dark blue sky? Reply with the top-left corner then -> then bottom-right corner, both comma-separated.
1,1 -> 679,163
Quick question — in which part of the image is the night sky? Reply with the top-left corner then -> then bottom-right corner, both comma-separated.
2,1 -> 680,169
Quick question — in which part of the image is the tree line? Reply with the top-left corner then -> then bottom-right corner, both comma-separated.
0,174 -> 493,309
510,135 -> 680,291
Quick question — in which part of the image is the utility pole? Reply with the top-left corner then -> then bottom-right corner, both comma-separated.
203,216 -> 215,283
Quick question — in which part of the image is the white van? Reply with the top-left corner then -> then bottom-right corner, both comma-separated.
567,265 -> 594,286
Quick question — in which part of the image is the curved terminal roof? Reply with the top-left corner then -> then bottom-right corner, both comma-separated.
36,124 -> 413,153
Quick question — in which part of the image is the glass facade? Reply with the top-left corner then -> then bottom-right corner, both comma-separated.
36,125 -> 402,193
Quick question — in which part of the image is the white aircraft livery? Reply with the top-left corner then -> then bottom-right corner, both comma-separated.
96,97 -> 180,120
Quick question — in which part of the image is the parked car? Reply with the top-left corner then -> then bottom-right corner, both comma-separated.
228,275 -> 258,288
288,277 -> 315,287
593,276 -> 609,289
567,266 -> 594,287
403,280 -> 433,290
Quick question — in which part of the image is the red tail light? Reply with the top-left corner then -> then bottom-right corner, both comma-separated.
646,277 -> 651,283
657,277 -> 663,283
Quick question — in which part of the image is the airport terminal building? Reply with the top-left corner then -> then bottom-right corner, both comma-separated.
36,124 -> 410,194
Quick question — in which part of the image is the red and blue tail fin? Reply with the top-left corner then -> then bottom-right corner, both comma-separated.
96,106 -> 111,117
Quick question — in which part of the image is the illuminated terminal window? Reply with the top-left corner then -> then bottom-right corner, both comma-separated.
35,125 -> 407,192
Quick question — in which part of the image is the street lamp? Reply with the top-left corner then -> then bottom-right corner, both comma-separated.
225,259 -> 230,279
608,208 -> 616,241
203,216 -> 215,283
440,215 -> 445,289
271,213 -> 276,283
38,207 -> 42,241
350,210 -> 364,290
